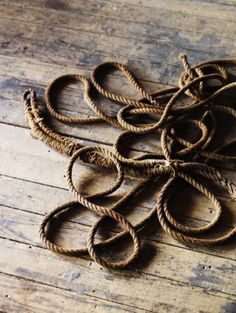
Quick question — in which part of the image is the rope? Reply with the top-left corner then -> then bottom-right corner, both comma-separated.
23,54 -> 236,269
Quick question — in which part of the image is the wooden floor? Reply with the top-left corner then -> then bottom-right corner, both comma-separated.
0,0 -> 236,312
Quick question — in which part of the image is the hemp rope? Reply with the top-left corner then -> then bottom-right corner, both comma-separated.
23,54 -> 236,269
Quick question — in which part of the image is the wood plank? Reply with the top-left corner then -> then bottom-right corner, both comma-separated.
1,4 -> 236,84
1,203 -> 236,297
121,0 -> 236,21
0,273 -> 138,313
0,16 -> 184,84
3,0 -> 236,41
0,237 -> 235,313
1,2 -> 236,57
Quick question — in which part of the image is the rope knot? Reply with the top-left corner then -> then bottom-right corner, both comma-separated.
164,159 -> 184,177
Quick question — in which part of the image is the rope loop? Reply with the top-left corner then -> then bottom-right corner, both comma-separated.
22,54 -> 236,269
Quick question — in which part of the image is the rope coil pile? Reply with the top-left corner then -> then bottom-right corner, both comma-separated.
23,54 -> 236,269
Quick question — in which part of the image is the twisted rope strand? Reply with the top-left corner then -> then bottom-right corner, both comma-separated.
23,54 -> 236,269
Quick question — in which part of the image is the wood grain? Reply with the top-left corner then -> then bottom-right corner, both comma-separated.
1,238 -> 236,313
0,273 -> 138,313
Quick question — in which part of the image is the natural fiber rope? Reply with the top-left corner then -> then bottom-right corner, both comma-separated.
24,54 -> 236,269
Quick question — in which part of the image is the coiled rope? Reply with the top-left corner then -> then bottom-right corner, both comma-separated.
23,54 -> 236,269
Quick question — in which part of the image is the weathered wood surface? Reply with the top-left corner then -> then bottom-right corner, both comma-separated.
0,0 -> 236,312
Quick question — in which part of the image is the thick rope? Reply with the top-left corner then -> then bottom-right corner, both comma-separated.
24,54 -> 236,269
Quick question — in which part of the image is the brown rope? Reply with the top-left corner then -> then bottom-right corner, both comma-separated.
24,54 -> 236,269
